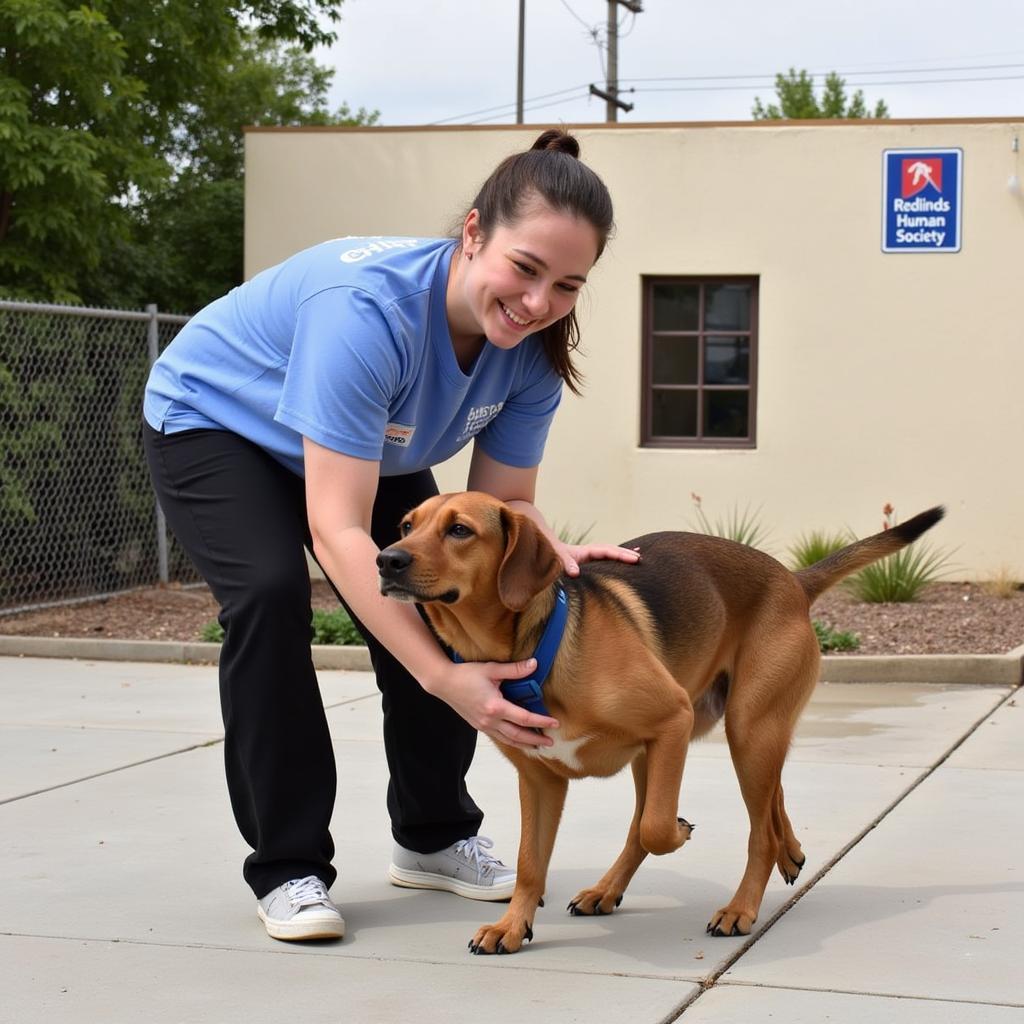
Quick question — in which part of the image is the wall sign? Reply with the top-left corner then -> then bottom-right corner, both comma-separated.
882,148 -> 962,253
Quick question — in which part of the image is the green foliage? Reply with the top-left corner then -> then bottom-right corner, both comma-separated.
199,607 -> 365,646
752,68 -> 890,120
554,521 -> 595,545
813,619 -> 860,652
199,620 -> 225,643
845,544 -> 952,603
0,310 -> 188,605
0,0 -> 159,299
788,529 -> 851,571
0,1 -> 376,308
689,493 -> 771,549
844,504 -> 954,603
311,607 -> 364,646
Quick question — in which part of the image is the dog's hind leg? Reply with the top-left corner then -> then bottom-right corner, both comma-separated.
708,632 -> 818,937
470,764 -> 568,954
568,753 -> 651,916
773,782 -> 805,885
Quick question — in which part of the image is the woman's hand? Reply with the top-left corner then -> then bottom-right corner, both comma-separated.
425,658 -> 559,749
555,541 -> 642,577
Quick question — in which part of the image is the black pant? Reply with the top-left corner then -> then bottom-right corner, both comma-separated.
143,421 -> 482,897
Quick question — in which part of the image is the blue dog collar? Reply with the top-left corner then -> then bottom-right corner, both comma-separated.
451,585 -> 568,718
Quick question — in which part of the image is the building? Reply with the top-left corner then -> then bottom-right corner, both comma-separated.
245,119 -> 1023,577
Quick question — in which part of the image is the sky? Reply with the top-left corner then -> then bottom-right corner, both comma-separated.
316,0 -> 1024,127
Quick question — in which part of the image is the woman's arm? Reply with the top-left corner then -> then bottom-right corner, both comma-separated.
467,446 -> 641,575
303,437 -> 558,748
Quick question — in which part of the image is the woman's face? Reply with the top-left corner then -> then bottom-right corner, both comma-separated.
452,201 -> 600,351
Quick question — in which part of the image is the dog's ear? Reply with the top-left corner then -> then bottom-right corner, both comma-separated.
497,507 -> 563,611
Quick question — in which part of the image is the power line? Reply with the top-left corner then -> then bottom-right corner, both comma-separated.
472,89 -> 595,126
632,72 -> 1024,95
556,0 -> 597,33
619,62 -> 1024,85
429,83 -> 592,125
426,59 -> 1023,127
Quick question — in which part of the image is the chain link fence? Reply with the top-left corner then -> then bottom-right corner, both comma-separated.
0,300 -> 199,614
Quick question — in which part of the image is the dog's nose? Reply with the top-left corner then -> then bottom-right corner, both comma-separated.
376,547 -> 413,577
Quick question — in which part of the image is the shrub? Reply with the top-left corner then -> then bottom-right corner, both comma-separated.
311,607 -> 364,645
980,566 -> 1021,599
788,529 -> 850,570
813,619 -> 860,652
199,620 -> 224,643
554,521 -> 595,545
690,492 -> 771,549
844,503 -> 953,603
198,607 -> 365,646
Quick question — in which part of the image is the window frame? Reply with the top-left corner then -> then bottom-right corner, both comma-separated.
640,275 -> 759,450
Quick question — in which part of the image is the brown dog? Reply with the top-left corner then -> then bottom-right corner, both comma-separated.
377,493 -> 944,954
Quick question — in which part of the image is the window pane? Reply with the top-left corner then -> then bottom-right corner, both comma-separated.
705,284 -> 750,330
704,335 -> 749,384
652,283 -> 699,331
652,389 -> 697,437
653,336 -> 698,384
704,390 -> 749,438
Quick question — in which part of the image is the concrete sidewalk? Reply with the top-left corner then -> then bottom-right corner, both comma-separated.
1,656 -> 1020,1023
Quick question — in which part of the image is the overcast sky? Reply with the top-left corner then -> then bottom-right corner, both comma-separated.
317,0 -> 1024,126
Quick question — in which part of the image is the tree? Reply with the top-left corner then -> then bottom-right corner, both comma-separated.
83,34 -> 378,313
752,68 -> 890,120
0,0 -> 357,304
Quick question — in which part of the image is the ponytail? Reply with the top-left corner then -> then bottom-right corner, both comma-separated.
461,129 -> 614,394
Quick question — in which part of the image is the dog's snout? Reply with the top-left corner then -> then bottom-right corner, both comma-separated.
377,547 -> 413,577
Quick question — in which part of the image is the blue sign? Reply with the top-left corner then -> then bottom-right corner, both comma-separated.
882,148 -> 962,253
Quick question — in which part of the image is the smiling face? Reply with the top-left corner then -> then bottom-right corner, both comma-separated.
447,199 -> 600,359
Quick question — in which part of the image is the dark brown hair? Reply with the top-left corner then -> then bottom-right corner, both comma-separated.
464,128 -> 614,394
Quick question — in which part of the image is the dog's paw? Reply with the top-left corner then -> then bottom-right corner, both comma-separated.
706,905 -> 756,938
567,888 -> 624,916
778,849 -> 806,886
468,918 -> 533,955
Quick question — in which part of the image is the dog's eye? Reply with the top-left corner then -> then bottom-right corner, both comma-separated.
447,523 -> 473,539
400,521 -> 413,536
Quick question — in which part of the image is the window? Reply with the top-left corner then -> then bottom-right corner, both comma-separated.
641,277 -> 758,448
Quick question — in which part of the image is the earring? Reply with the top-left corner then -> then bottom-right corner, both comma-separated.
466,252 -> 473,261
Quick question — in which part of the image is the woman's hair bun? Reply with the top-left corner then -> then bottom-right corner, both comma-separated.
530,128 -> 580,159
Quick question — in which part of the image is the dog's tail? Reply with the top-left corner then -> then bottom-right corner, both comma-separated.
794,506 -> 946,605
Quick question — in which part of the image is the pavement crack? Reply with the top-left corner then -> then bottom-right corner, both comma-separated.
0,739 -> 223,806
661,684 -> 1018,1020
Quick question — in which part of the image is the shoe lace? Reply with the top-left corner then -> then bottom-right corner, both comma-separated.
285,875 -> 330,908
452,835 -> 506,876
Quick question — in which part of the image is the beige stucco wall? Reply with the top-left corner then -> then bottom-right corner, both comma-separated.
245,121 -> 1024,578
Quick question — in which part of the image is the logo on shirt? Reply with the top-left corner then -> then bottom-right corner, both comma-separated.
339,238 -> 420,264
384,422 -> 416,447
456,402 -> 504,443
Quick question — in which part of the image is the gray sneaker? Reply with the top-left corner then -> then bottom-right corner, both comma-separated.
256,876 -> 345,941
388,835 -> 516,901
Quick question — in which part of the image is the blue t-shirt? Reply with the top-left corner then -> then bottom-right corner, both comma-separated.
143,237 -> 563,477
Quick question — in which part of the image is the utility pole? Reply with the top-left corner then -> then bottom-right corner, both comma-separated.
516,0 -> 525,124
588,0 -> 642,122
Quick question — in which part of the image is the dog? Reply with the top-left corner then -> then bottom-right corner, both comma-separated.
376,492 -> 944,954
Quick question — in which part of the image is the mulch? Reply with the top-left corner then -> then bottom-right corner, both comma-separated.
2,580 -> 1022,657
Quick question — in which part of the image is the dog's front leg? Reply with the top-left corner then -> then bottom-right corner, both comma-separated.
469,763 -> 568,954
569,752 -> 650,916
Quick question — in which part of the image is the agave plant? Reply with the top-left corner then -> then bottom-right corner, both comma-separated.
689,492 -> 772,549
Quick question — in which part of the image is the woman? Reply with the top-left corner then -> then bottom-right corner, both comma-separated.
143,128 -> 637,942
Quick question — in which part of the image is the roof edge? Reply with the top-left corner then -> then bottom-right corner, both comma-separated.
244,116 -> 1024,134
